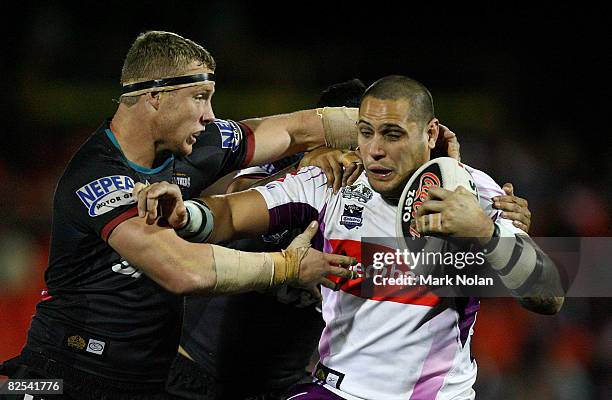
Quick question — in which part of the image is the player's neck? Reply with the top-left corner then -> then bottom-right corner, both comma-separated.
381,194 -> 400,206
110,112 -> 157,168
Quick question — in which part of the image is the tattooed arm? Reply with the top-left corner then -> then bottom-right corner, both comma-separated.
484,228 -> 565,315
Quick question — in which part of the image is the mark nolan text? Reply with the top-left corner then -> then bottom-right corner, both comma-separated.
373,274 -> 494,287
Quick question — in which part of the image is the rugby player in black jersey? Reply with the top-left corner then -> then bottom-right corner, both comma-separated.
0,31 -> 360,399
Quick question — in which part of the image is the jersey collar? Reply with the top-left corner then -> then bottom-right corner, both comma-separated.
105,129 -> 174,174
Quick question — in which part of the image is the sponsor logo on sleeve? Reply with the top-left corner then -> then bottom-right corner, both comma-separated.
75,175 -> 136,217
214,119 -> 242,152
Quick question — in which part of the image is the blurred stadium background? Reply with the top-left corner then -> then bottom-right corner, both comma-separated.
0,3 -> 610,399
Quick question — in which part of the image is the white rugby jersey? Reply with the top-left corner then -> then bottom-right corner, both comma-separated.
254,165 -> 523,400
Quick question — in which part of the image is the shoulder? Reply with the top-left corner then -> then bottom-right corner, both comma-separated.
270,166 -> 328,187
56,133 -> 137,211
196,118 -> 250,150
253,166 -> 330,209
463,164 -> 505,220
464,164 -> 505,199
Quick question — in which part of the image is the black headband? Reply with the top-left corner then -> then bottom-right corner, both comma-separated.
121,73 -> 215,94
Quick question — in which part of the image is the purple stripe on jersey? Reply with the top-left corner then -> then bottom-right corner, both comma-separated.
314,203 -> 328,251
298,166 -> 326,181
409,312 -> 458,400
268,201 -> 320,244
458,297 -> 480,347
285,383 -> 345,400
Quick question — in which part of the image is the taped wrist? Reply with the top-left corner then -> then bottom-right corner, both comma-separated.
484,222 -> 543,296
175,199 -> 214,242
210,245 -> 310,294
270,247 -> 309,286
318,107 -> 359,150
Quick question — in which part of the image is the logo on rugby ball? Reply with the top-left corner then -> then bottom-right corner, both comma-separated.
400,165 -> 442,238
396,157 -> 478,241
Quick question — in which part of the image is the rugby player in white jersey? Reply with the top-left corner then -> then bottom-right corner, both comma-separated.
134,75 -> 564,400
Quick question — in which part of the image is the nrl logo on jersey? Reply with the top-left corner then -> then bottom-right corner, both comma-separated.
214,119 -> 242,152
340,204 -> 364,230
342,182 -> 373,203
76,175 -> 136,217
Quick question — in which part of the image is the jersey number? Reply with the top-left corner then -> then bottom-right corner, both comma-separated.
111,260 -> 143,279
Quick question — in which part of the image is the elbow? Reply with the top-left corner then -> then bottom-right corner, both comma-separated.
519,296 -> 565,315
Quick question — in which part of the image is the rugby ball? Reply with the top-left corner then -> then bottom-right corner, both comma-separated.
396,157 -> 479,241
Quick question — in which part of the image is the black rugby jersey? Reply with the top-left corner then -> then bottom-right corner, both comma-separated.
24,118 -> 254,383
179,159 -> 324,396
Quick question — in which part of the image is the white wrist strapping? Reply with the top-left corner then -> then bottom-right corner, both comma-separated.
175,199 -> 214,242
318,107 -> 359,150
209,246 -> 305,294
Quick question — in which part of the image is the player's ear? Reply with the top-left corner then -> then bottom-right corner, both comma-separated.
146,91 -> 163,110
426,118 -> 439,149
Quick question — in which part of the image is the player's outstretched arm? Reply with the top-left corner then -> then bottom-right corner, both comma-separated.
116,182 -> 355,296
108,214 -> 354,296
241,107 -> 358,167
227,147 -> 363,195
108,219 -> 216,295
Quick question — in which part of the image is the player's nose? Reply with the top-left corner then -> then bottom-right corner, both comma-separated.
200,103 -> 215,126
367,137 -> 386,160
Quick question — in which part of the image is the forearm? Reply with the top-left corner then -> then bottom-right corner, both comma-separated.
242,110 -> 323,166
484,225 -> 564,314
516,254 -> 565,315
242,108 -> 358,167
226,177 -> 261,193
110,218 -> 301,296
199,190 -> 269,244
109,221 -> 217,294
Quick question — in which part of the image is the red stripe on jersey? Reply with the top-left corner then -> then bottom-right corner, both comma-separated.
101,207 -> 139,242
238,121 -> 256,168
327,239 -> 440,307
